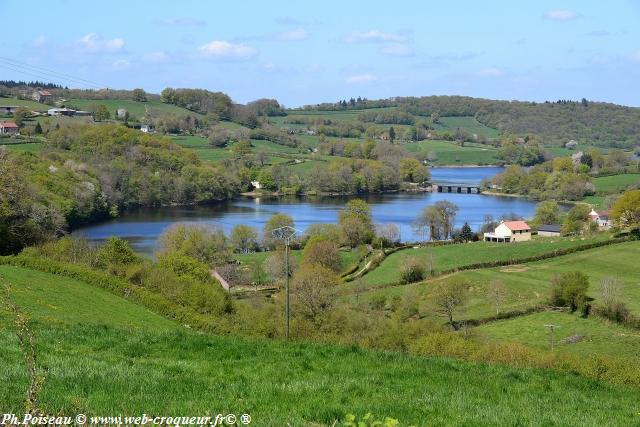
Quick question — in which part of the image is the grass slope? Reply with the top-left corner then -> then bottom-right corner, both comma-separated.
360,235 -> 612,288
592,173 -> 640,194
67,99 -> 203,121
476,311 -> 640,359
359,241 -> 640,321
404,139 -> 500,165
2,265 -> 640,424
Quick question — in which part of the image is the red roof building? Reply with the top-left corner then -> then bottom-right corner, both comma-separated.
0,121 -> 19,134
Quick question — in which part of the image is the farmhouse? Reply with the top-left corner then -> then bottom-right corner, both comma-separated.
0,121 -> 19,134
140,124 -> 153,133
32,90 -> 53,104
589,209 -> 612,230
537,224 -> 561,237
484,220 -> 532,242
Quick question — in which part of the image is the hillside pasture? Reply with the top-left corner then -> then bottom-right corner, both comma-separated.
592,173 -> 640,194
1,265 -> 639,424
404,139 -> 500,165
67,99 -> 203,121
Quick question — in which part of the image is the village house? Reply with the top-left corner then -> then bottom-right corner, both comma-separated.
32,90 -> 53,104
589,209 -> 612,230
47,108 -> 76,116
0,106 -> 20,115
537,224 -> 561,237
0,121 -> 19,135
140,124 -> 153,133
484,220 -> 532,243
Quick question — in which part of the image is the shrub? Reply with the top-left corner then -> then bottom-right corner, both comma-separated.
399,257 -> 426,284
97,237 -> 138,266
549,271 -> 590,315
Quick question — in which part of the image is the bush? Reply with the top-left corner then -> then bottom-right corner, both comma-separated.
399,257 -> 426,284
549,271 -> 590,315
97,237 -> 138,266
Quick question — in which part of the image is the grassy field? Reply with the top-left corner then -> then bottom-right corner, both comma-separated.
434,116 -> 500,139
592,173 -> 640,194
67,99 -> 202,121
2,264 -> 640,424
172,135 -> 304,163
0,142 -> 43,153
0,96 -> 50,112
475,311 -> 640,360
356,241 -> 640,322
404,139 -> 500,165
359,235 -> 612,288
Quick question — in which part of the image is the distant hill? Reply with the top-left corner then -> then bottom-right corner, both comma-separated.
302,96 -> 640,148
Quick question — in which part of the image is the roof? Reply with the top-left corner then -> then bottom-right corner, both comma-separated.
538,224 -> 561,232
502,220 -> 531,231
0,122 -> 19,128
38,90 -> 52,96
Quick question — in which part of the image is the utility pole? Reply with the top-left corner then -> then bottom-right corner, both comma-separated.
271,226 -> 299,341
544,324 -> 560,351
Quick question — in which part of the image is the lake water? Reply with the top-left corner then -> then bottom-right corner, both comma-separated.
73,167 -> 537,255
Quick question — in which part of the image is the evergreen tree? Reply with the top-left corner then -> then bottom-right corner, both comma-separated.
34,122 -> 43,134
389,126 -> 396,143
460,222 -> 474,242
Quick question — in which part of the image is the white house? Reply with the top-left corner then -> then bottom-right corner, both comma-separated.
589,209 -> 612,229
140,124 -> 153,133
250,181 -> 263,189
484,220 -> 532,243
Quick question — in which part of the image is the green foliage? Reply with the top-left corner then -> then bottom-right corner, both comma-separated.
399,257 -> 426,284
97,237 -> 138,266
161,87 -> 232,118
342,413 -> 404,427
532,201 -> 560,228
157,253 -> 211,283
549,271 -> 590,315
157,223 -> 231,266
302,236 -> 341,272
132,88 -> 147,102
611,189 -> 640,229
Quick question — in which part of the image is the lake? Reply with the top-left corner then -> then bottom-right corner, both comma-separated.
73,167 -> 538,255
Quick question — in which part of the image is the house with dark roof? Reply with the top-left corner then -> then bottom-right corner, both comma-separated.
0,121 -> 19,134
484,220 -> 532,242
537,224 -> 561,237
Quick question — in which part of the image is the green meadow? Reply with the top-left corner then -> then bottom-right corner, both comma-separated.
2,264 -> 640,425
67,99 -> 203,121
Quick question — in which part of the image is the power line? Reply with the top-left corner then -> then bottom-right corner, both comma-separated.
0,56 -> 106,89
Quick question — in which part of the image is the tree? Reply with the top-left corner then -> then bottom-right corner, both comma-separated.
460,222 -> 474,242
432,279 -> 468,329
304,223 -> 342,243
157,223 -> 230,266
388,126 -> 396,143
13,107 -> 29,127
263,213 -> 294,249
549,271 -> 589,315
230,224 -> 258,254
413,206 -> 443,241
430,112 -> 440,124
291,264 -> 339,325
256,151 -> 269,166
532,200 -> 560,227
92,104 -> 111,121
561,204 -> 590,235
487,280 -> 506,316
435,200 -> 458,240
232,140 -> 252,157
375,223 -> 400,248
302,236 -> 341,272
338,199 -> 374,247
97,237 -> 138,266
399,158 -> 429,183
34,122 -> 43,134
611,190 -> 640,229
132,88 -> 147,102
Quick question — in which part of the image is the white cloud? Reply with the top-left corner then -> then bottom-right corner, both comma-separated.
344,30 -> 406,43
276,28 -> 308,41
197,40 -> 256,59
545,10 -> 578,21
346,74 -> 377,84
143,51 -> 169,63
379,43 -> 413,56
479,67 -> 505,77
78,33 -> 125,52
112,59 -> 130,70
159,17 -> 206,27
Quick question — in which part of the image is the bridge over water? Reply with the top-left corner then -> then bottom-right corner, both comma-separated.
431,183 -> 482,194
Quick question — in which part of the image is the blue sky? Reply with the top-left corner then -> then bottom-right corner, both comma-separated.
1,0 -> 639,106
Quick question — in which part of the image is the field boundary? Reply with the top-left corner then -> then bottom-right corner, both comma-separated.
344,236 -> 633,295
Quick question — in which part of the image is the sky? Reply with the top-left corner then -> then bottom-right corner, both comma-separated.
1,0 -> 639,107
